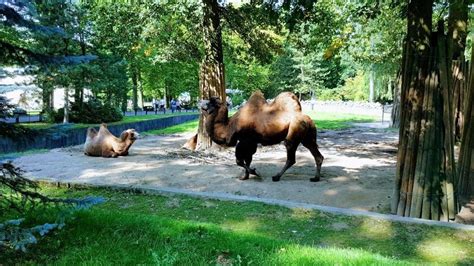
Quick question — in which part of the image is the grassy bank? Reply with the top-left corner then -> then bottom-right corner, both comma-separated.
20,112 -> 199,131
145,111 -> 378,135
1,186 -> 473,265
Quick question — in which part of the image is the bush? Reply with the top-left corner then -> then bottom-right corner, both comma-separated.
0,163 -> 105,252
53,100 -> 123,124
338,71 -> 368,101
230,94 -> 245,107
0,123 -> 35,139
0,96 -> 36,138
316,88 -> 344,101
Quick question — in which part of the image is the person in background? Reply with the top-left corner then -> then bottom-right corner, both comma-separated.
176,99 -> 181,112
170,98 -> 177,113
159,99 -> 166,113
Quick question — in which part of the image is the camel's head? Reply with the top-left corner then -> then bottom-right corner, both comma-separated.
200,97 -> 223,116
120,129 -> 140,142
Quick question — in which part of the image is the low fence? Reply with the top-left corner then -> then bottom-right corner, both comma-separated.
0,114 -> 199,154
1,108 -> 199,124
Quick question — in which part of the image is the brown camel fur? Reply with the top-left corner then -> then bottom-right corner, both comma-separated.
84,123 -> 139,158
200,91 -> 324,182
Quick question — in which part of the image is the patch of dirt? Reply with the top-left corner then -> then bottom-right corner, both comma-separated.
12,126 -> 398,213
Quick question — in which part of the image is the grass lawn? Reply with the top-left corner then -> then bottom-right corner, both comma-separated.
19,111 -> 199,131
145,111 -> 378,135
1,186 -> 472,265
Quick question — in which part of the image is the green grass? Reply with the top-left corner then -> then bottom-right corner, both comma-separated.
2,186 -> 473,265
145,111 -> 378,135
18,112 -> 198,131
144,120 -> 199,135
306,111 -> 378,130
20,122 -> 57,130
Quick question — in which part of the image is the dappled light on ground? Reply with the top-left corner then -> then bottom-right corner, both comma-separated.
417,238 -> 466,264
359,218 -> 394,240
12,127 -> 398,212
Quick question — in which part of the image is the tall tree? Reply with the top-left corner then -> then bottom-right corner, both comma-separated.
194,0 -> 226,150
447,0 -> 469,141
456,36 -> 474,221
391,0 -> 457,221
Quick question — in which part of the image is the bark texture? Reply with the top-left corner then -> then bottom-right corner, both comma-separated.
195,0 -> 226,151
391,1 -> 457,221
448,0 -> 468,141
456,36 -> 474,208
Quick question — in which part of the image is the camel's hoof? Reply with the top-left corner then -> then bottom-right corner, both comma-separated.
249,168 -> 260,177
310,176 -> 320,182
272,176 -> 280,182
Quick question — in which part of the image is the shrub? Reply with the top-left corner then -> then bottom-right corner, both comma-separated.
230,93 -> 245,107
0,96 -> 35,138
54,100 -> 123,124
338,71 -> 368,101
0,163 -> 105,252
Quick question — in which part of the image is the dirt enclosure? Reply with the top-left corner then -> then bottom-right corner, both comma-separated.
13,125 -> 398,213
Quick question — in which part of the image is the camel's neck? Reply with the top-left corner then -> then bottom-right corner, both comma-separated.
205,106 -> 233,146
115,138 -> 135,155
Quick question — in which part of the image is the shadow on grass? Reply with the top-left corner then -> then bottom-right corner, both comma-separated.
3,188 -> 472,265
2,206 -> 407,265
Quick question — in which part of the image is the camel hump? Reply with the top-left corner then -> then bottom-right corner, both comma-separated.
272,92 -> 302,112
247,90 -> 267,107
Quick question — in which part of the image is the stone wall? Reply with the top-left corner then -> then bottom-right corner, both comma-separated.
0,114 -> 198,154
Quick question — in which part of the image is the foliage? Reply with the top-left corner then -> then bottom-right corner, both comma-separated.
335,71 -> 369,101
52,100 -> 123,124
0,96 -> 34,138
2,0 -> 409,128
0,163 -> 105,252
0,95 -> 15,120
0,1 -> 96,65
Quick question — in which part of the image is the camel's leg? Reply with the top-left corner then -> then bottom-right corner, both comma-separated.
236,141 -> 258,180
272,140 -> 298,182
102,148 -> 118,158
244,142 -> 259,177
302,137 -> 324,182
236,141 -> 249,180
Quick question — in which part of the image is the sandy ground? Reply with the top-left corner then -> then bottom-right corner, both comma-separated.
12,125 -> 399,213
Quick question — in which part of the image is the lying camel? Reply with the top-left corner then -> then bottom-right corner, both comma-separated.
199,91 -> 324,182
84,123 -> 139,157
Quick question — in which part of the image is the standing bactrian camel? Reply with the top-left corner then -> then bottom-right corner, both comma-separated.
200,91 -> 324,182
84,123 -> 139,157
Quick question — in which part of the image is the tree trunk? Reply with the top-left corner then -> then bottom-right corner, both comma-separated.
75,41 -> 87,107
448,0 -> 468,142
391,1 -> 457,221
41,86 -> 53,114
369,66 -> 375,102
456,36 -> 474,213
63,87 -> 69,124
391,71 -> 402,128
194,0 -> 226,151
131,68 -> 138,114
138,70 -> 144,109
63,38 -> 70,123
